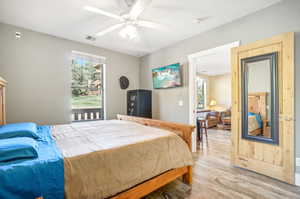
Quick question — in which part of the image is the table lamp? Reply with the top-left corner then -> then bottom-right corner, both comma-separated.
209,99 -> 217,108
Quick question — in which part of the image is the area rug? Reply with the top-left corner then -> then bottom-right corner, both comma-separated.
144,180 -> 191,199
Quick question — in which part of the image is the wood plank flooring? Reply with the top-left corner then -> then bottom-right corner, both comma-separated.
188,129 -> 300,199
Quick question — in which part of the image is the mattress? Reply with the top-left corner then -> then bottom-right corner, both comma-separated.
248,115 -> 260,134
52,120 -> 193,199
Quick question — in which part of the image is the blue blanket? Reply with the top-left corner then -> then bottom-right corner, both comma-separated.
248,112 -> 263,129
0,126 -> 64,199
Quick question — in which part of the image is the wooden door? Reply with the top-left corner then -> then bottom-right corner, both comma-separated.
231,32 -> 294,184
0,87 -> 3,125
0,77 -> 6,125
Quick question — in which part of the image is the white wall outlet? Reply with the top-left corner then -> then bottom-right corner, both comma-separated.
178,100 -> 184,106
296,158 -> 300,167
15,32 -> 22,39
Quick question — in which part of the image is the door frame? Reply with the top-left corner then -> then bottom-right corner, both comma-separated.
231,32 -> 295,184
188,41 -> 240,151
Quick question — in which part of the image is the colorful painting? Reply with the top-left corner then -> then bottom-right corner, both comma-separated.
152,63 -> 182,89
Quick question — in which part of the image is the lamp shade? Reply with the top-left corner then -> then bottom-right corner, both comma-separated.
209,100 -> 217,106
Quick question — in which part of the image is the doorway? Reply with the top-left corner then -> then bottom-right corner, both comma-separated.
188,41 -> 240,152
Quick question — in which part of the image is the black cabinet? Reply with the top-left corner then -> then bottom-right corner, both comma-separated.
127,89 -> 152,118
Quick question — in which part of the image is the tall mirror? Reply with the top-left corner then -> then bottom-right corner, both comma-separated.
241,52 -> 279,144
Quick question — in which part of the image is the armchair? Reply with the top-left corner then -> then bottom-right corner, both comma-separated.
197,111 -> 219,128
206,112 -> 219,128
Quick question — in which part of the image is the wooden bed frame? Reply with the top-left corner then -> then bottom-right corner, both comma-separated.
248,92 -> 268,136
0,78 -> 194,199
0,76 -> 6,125
113,115 -> 195,199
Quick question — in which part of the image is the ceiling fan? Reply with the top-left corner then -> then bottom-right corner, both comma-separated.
84,0 -> 163,40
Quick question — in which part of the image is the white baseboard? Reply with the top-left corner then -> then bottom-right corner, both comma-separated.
295,173 -> 300,186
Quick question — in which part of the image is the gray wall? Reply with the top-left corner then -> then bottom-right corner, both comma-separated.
209,74 -> 231,109
0,23 -> 140,125
140,0 -> 300,172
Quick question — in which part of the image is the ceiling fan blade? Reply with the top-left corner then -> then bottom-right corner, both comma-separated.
138,20 -> 165,30
114,0 -> 129,11
129,0 -> 152,19
84,6 -> 123,21
96,23 -> 125,36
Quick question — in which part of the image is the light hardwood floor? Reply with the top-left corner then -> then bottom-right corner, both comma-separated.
188,129 -> 300,199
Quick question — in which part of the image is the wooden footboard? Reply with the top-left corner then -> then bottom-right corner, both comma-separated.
114,115 -> 195,199
117,115 -> 195,150
110,167 -> 190,199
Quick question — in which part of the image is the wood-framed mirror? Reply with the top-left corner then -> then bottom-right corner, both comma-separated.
241,52 -> 279,145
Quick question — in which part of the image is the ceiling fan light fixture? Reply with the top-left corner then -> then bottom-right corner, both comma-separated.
85,0 -> 158,41
119,25 -> 138,40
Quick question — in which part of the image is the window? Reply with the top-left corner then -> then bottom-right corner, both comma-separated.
71,51 -> 105,121
196,77 -> 207,109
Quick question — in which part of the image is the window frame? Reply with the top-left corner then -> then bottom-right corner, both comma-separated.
71,52 -> 105,121
196,77 -> 207,110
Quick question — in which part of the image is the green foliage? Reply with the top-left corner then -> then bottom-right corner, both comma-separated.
197,79 -> 205,109
72,95 -> 102,109
71,59 -> 99,97
71,58 -> 102,109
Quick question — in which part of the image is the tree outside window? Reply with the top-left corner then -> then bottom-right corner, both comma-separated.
71,58 -> 102,109
197,78 -> 206,109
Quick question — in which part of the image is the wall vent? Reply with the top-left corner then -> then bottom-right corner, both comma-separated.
85,35 -> 96,41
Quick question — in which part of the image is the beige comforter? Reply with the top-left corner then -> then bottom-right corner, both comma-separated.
52,120 -> 193,199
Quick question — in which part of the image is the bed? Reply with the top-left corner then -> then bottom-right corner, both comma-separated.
0,78 -> 194,199
248,92 -> 269,137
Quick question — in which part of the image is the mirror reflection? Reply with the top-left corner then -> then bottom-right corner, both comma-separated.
242,52 -> 279,144
247,59 -> 270,138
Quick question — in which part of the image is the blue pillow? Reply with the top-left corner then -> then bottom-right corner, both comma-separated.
0,137 -> 38,162
248,112 -> 263,128
0,122 -> 40,140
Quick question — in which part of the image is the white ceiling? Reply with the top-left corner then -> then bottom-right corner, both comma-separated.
196,51 -> 230,76
195,42 -> 238,76
0,0 -> 281,57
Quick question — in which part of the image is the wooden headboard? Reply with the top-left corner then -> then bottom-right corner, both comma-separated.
0,77 -> 7,125
248,92 -> 268,120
